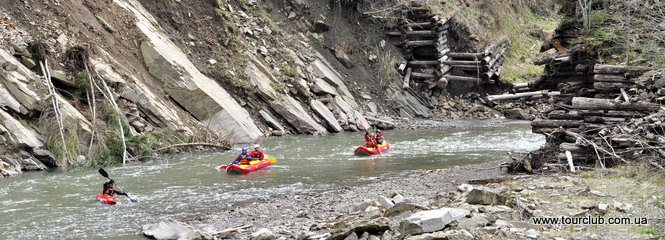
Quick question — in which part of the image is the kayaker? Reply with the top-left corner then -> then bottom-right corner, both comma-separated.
249,145 -> 265,160
232,147 -> 253,165
364,132 -> 377,148
375,129 -> 385,144
102,180 -> 127,197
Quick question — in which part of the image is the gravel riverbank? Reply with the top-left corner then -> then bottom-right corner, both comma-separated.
141,162 -> 665,240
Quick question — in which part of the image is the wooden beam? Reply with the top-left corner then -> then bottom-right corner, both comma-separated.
447,52 -> 483,60
593,74 -> 631,82
593,82 -> 635,91
404,40 -> 435,47
531,119 -> 583,128
402,67 -> 412,89
486,91 -> 561,101
405,30 -> 435,36
409,60 -> 438,66
411,71 -> 437,79
450,65 -> 487,71
572,97 -> 661,111
442,74 -> 482,82
441,60 -> 483,65
593,64 -> 650,74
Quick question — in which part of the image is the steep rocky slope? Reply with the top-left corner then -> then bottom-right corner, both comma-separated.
0,0 -> 559,177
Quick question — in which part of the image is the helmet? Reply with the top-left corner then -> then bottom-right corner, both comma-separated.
369,133 -> 375,137
376,129 -> 382,133
241,147 -> 248,151
254,144 -> 260,149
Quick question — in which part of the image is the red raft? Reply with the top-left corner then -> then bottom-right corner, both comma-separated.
95,194 -> 117,205
354,141 -> 390,156
218,159 -> 273,173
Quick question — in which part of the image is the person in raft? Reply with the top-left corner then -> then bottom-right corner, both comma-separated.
232,147 -> 253,165
364,131 -> 377,148
103,180 -> 127,197
249,145 -> 265,160
375,129 -> 385,145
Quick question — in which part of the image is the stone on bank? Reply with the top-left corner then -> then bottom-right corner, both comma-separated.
399,208 -> 470,236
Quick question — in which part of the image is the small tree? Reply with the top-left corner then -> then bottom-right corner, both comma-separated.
578,0 -> 594,30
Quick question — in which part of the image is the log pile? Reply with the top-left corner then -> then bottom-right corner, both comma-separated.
386,4 -> 508,92
522,68 -> 665,173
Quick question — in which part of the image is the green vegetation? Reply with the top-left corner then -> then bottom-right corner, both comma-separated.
421,0 -> 562,82
577,2 -> 665,67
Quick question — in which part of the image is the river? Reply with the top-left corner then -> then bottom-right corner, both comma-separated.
0,122 -> 544,239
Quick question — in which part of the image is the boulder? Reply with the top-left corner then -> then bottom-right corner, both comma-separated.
245,61 -> 279,101
457,184 -> 474,193
250,228 -> 276,240
465,187 -> 508,205
377,195 -> 394,208
141,218 -> 204,240
271,95 -> 327,134
391,194 -> 406,204
0,83 -> 23,114
32,148 -> 57,167
312,20 -> 331,33
332,217 -> 390,240
384,202 -> 429,218
0,109 -> 43,148
310,58 -> 353,98
400,208 -> 470,235
388,89 -> 432,118
457,216 -> 489,229
259,110 -> 287,135
135,11 -> 262,143
310,100 -> 342,132
503,108 -> 533,120
51,70 -> 77,88
579,200 -> 597,209
312,78 -> 338,96
20,56 -> 36,69
334,49 -> 354,69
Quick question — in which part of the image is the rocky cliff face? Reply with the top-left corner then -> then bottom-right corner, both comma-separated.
0,0 -> 427,177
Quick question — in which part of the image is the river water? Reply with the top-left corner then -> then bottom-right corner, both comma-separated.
0,122 -> 544,239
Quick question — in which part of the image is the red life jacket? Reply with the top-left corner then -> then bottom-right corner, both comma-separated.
249,150 -> 264,160
103,186 -> 116,196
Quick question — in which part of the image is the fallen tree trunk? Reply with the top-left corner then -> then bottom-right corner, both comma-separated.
547,110 -> 583,119
572,97 -> 661,111
409,60 -> 438,66
411,71 -> 436,79
441,60 -> 483,65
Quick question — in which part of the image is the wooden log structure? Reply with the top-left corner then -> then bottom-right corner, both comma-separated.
572,97 -> 662,111
578,110 -> 648,118
583,116 -> 628,123
512,82 -> 529,88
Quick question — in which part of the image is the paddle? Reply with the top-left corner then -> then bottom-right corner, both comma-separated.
98,168 -> 138,203
358,120 -> 381,155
